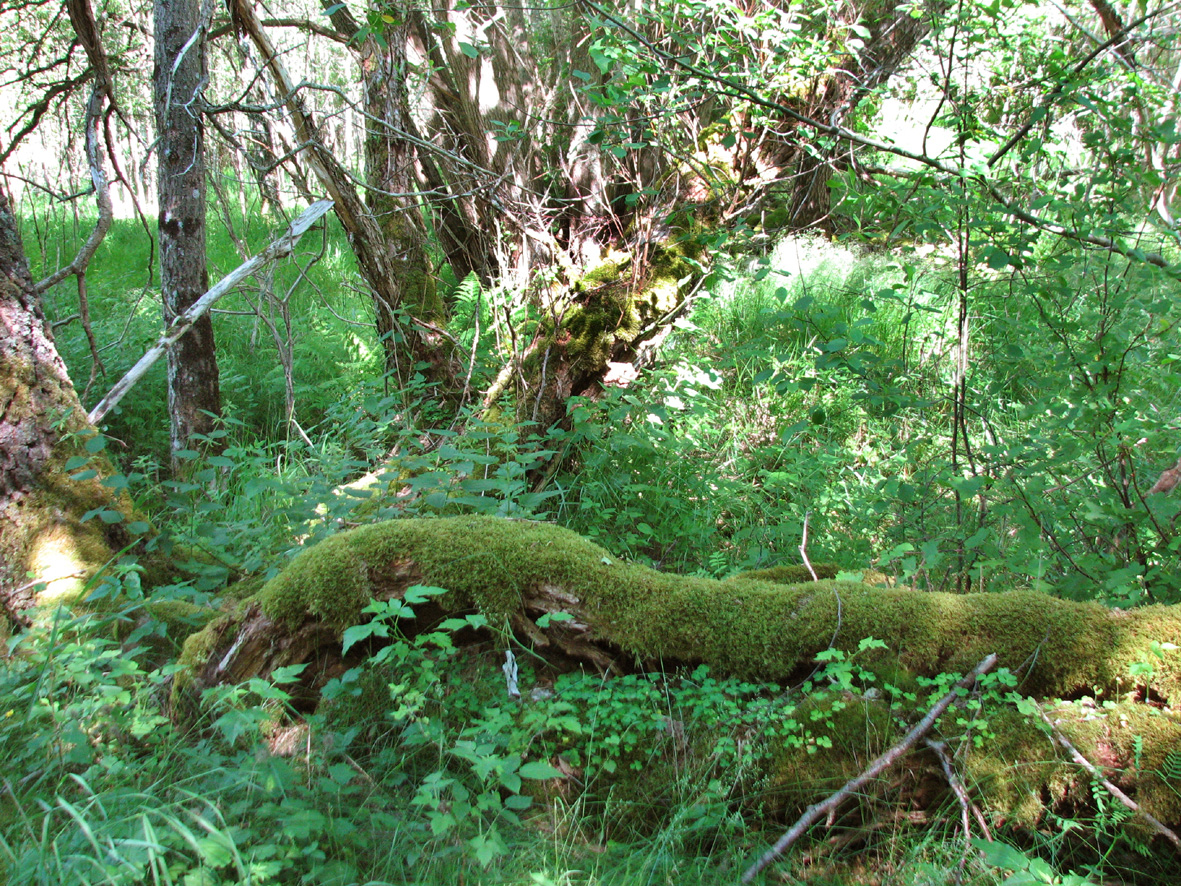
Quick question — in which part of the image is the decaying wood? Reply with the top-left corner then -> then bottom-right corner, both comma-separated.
180,517 -> 1181,706
171,517 -> 1181,855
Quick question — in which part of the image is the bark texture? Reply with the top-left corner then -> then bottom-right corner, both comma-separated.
230,0 -> 458,393
154,0 -> 222,462
0,193 -> 129,623
359,23 -> 453,386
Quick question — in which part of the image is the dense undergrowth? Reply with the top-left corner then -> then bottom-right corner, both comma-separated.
29,192 -> 1181,604
5,191 -> 1181,883
7,586 -> 1166,885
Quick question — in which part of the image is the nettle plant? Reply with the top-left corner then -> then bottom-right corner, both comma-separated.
321,586 -> 564,866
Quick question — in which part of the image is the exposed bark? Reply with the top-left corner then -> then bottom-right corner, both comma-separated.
154,0 -> 222,464
0,191 -> 130,624
358,23 -> 451,384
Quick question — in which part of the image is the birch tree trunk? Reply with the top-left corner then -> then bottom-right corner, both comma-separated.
154,0 -> 222,465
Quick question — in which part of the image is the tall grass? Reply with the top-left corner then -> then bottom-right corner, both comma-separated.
21,193 -> 379,464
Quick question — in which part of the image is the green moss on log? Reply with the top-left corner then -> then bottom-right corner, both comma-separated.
234,516 -> 1181,704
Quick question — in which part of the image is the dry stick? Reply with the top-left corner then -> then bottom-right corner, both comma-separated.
799,509 -> 819,582
741,653 -> 998,884
1036,707 -> 1181,854
925,737 -> 992,879
87,200 -> 334,425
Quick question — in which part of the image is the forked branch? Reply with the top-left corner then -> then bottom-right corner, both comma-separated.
741,654 -> 999,883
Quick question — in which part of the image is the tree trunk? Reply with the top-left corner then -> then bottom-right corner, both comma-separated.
154,0 -> 222,465
359,24 -> 453,386
0,192 -> 133,626
176,516 -> 1181,837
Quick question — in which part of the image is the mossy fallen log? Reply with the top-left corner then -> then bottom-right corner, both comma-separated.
176,515 -> 1181,842
181,515 -> 1181,704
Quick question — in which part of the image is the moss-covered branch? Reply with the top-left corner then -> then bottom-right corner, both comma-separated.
175,515 -> 1181,842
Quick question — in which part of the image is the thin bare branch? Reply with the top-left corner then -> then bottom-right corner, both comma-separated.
88,200 -> 334,425
742,654 -> 999,883
1036,706 -> 1181,854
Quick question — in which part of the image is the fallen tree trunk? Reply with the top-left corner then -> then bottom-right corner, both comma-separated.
176,515 -> 1181,843
181,516 -> 1181,703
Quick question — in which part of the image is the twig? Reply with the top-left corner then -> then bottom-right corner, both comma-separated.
799,509 -> 818,582
1036,707 -> 1181,854
741,654 -> 998,884
926,737 -> 991,880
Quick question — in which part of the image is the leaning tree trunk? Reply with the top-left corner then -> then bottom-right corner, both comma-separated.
782,0 -> 947,231
230,0 -> 458,395
154,0 -> 222,465
0,192 -> 133,626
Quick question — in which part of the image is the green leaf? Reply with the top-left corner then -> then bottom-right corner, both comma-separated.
964,527 -> 990,550
195,834 -> 234,867
1001,874 -> 1043,886
84,435 -> 107,454
458,41 -> 479,58
519,760 -> 563,780
271,663 -> 308,684
404,584 -> 449,604
982,245 -> 1012,269
80,507 -> 125,525
973,838 -> 1029,871
341,621 -> 387,654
